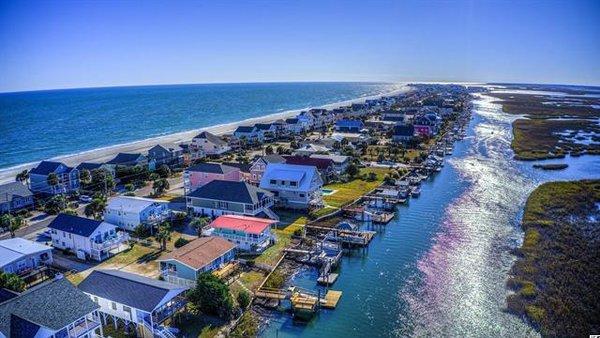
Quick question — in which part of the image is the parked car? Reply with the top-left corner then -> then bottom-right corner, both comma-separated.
79,195 -> 92,203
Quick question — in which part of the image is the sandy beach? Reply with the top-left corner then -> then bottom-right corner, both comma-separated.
0,86 -> 411,183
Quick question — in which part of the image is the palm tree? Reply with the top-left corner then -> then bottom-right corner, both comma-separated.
15,170 -> 29,183
155,222 -> 172,251
190,217 -> 210,237
80,169 -> 92,185
9,216 -> 26,238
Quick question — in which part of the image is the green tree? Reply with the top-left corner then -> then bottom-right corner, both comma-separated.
156,164 -> 171,178
265,145 -> 274,155
346,163 -> 359,178
84,197 -> 107,220
187,272 -> 233,318
0,272 -> 26,292
0,214 -> 12,230
15,170 -> 29,183
79,169 -> 92,186
44,195 -> 67,214
190,217 -> 211,237
47,172 -> 59,191
237,289 -> 251,309
153,178 -> 170,196
90,169 -> 115,194
155,222 -> 172,251
9,216 -> 26,238
276,146 -> 285,154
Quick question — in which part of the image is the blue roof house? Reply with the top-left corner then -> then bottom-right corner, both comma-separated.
28,161 -> 80,195
334,119 -> 365,133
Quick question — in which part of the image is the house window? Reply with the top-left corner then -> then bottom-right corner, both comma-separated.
290,181 -> 297,187
111,302 -> 117,310
123,306 -> 132,314
93,296 -> 98,304
299,193 -> 305,198
270,179 -> 276,184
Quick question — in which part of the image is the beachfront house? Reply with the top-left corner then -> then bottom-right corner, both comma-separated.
381,110 -> 407,123
28,161 -> 80,195
186,180 -> 277,219
158,237 -> 236,286
0,238 -> 53,275
310,154 -> 351,174
292,143 -> 331,156
334,119 -> 364,133
0,277 -> 104,338
259,163 -> 323,209
297,111 -> 316,130
105,152 -> 155,174
78,269 -> 188,338
392,124 -> 415,143
183,162 -> 241,193
104,196 -> 170,231
0,182 -> 34,214
249,154 -> 286,185
147,144 -> 183,167
233,125 -> 261,144
208,215 -> 276,252
48,213 -> 128,261
191,131 -> 230,156
76,162 -> 116,178
285,118 -> 304,134
254,123 -> 278,141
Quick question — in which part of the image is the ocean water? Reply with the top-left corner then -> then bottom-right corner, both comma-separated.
0,82 -> 402,170
260,93 -> 600,337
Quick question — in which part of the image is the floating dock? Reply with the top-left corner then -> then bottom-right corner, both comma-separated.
322,290 -> 342,309
317,273 -> 339,286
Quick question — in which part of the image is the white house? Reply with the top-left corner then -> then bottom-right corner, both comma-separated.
310,154 -> 351,174
0,238 -> 53,275
259,163 -> 324,209
48,213 -> 128,261
78,269 -> 188,338
233,126 -> 262,144
191,131 -> 230,156
104,196 -> 170,231
296,111 -> 316,130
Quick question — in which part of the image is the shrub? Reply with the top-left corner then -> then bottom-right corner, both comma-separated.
237,290 -> 251,309
187,272 -> 233,318
174,237 -> 190,248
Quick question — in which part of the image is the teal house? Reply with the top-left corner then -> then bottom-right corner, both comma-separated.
158,237 -> 235,286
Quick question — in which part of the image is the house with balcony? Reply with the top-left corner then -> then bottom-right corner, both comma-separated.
183,162 -> 241,193
233,125 -> 262,144
0,238 -> 53,275
248,154 -> 286,185
105,152 -> 150,170
191,131 -> 230,156
78,269 -> 188,338
254,123 -> 278,141
147,144 -> 183,167
158,237 -> 236,287
28,161 -> 80,195
75,162 -> 115,178
334,119 -> 364,133
310,154 -> 351,174
283,156 -> 336,182
392,124 -> 415,143
186,180 -> 277,220
297,111 -> 316,130
259,163 -> 323,210
0,277 -> 103,338
208,215 -> 277,252
48,213 -> 128,261
284,118 -> 304,134
104,196 -> 170,231
0,182 -> 34,214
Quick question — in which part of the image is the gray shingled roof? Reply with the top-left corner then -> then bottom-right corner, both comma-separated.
187,162 -> 238,174
29,161 -> 72,176
78,270 -> 187,312
194,131 -> 227,146
48,213 -> 102,237
0,278 -> 99,337
188,180 -> 272,204
0,182 -> 33,204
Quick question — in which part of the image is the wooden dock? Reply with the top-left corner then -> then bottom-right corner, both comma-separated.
255,287 -> 287,300
317,273 -> 339,286
322,290 -> 342,309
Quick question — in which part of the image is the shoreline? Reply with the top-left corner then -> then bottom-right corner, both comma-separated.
0,85 -> 411,183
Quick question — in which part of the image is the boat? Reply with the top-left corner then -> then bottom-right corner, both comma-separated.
411,186 -> 421,197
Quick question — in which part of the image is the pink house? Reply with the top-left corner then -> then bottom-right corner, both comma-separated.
184,163 -> 241,193
413,125 -> 433,137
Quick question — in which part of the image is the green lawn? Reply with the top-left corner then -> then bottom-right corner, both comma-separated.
323,167 -> 389,208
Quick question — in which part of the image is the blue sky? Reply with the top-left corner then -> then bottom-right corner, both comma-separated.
0,0 -> 598,92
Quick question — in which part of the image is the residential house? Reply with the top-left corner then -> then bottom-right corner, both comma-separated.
413,114 -> 439,137
331,132 -> 371,145
208,215 -> 276,252
282,156 -> 336,182
48,213 -> 128,261
392,124 -> 415,143
284,118 -> 304,134
76,162 -> 115,178
28,161 -> 80,195
222,162 -> 252,182
297,111 -> 316,130
158,237 -> 236,287
248,155 -> 286,185
381,110 -> 406,123
106,153 -> 153,172
147,144 -> 183,167
310,154 -> 351,174
183,162 -> 241,193
191,131 -> 230,156
0,182 -> 34,214
186,180 -> 277,219
334,119 -> 364,133
233,126 -> 261,144
0,238 -> 52,275
254,123 -> 278,141
350,103 -> 368,116
104,196 -> 170,231
259,163 -> 324,209
0,277 -> 103,338
292,143 -> 331,156
78,269 -> 187,338
271,120 -> 289,137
